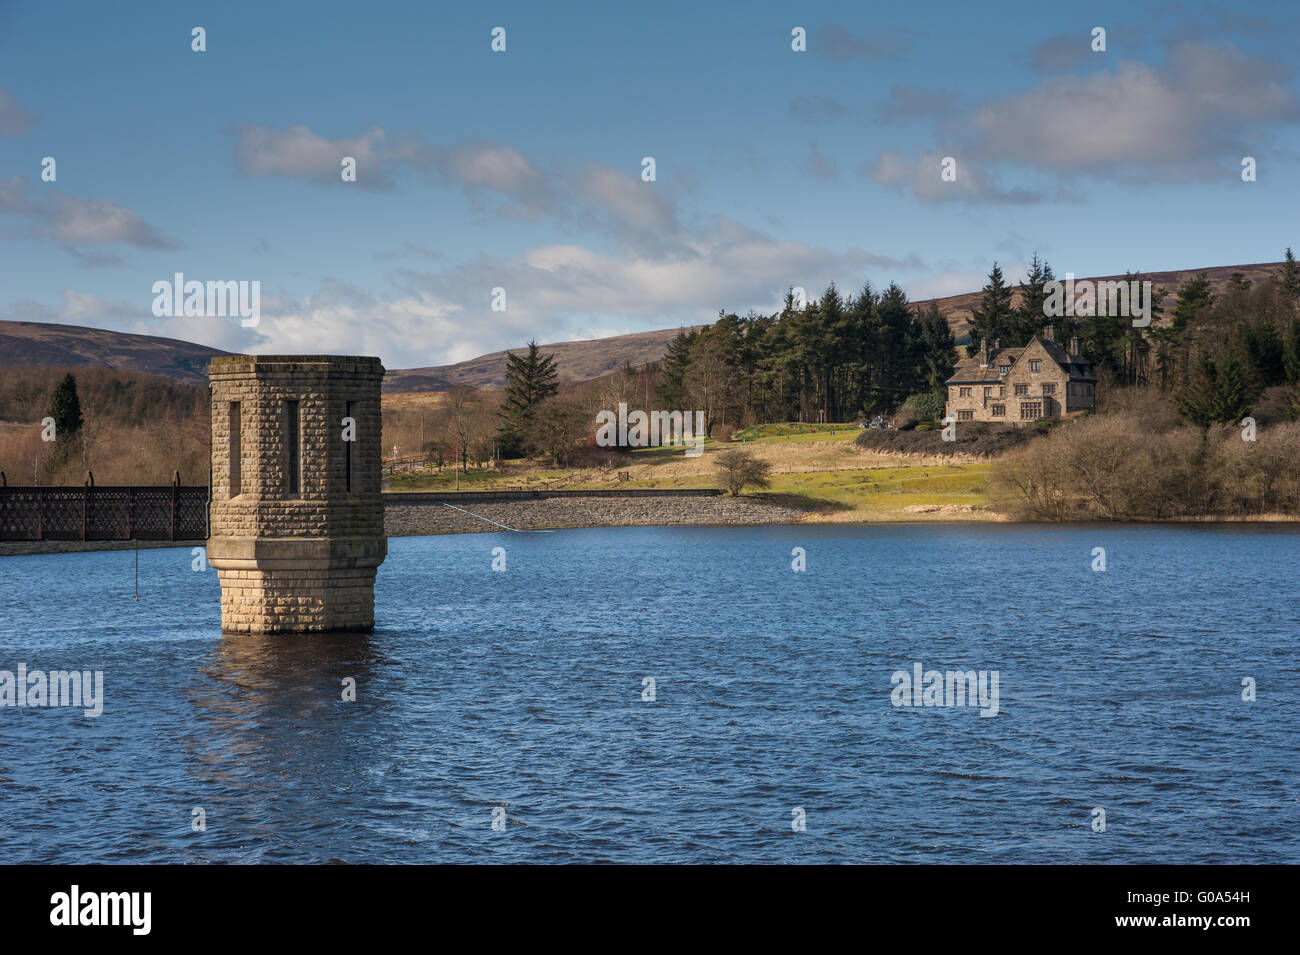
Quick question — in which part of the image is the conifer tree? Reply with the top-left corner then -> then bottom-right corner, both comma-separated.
1282,247 -> 1300,300
970,263 -> 1016,346
48,373 -> 83,441
1177,354 -> 1251,426
1282,316 -> 1300,384
497,341 -> 558,457
915,302 -> 957,391
1016,253 -> 1056,341
656,329 -> 697,409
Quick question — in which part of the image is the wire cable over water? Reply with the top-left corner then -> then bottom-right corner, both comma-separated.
438,501 -> 554,533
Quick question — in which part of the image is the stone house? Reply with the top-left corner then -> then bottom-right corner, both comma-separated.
944,327 -> 1097,425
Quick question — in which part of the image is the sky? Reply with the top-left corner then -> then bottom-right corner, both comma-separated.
2,0 -> 1299,370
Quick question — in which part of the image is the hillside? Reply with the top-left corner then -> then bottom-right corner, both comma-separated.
0,321 -> 229,385
919,261 -> 1287,341
382,325 -> 706,393
0,261 -> 1288,393
395,260 -> 1287,390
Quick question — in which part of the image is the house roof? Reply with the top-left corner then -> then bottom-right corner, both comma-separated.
946,347 -> 1021,384
945,335 -> 1097,385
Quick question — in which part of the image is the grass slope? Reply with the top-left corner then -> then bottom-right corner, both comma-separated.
386,424 -> 995,521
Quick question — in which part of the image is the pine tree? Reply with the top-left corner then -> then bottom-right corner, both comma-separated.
915,302 -> 957,392
656,328 -> 698,409
971,263 -> 1016,346
874,282 -> 914,401
1177,354 -> 1252,426
1016,253 -> 1055,342
1172,273 -> 1213,333
1282,247 -> 1300,300
48,373 -> 83,441
1211,355 -> 1252,423
497,341 -> 558,457
1176,354 -> 1218,427
1282,316 -> 1300,384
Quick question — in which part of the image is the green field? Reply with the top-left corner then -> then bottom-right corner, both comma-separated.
758,463 -> 992,521
385,422 -> 995,521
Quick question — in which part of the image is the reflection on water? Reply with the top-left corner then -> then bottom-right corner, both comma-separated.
0,524 -> 1297,863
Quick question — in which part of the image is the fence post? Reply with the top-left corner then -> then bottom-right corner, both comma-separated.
83,470 -> 93,542
171,470 -> 180,541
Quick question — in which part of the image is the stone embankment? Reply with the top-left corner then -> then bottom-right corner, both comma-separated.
384,491 -> 808,535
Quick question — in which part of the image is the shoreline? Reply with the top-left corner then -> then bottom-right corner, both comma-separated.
3,494 -> 1299,556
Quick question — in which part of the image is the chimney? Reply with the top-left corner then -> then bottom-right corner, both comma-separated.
994,338 -> 1001,350
978,337 -> 989,368
1043,325 -> 1055,343
1069,336 -> 1080,356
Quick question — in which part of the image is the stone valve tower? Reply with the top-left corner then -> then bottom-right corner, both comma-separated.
206,356 -> 387,633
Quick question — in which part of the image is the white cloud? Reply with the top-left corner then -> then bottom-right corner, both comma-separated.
233,124 -> 391,186
864,151 -> 1055,204
438,142 -> 555,217
0,176 -> 181,251
865,40 -> 1300,201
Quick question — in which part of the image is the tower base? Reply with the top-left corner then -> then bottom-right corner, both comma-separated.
208,537 -> 386,634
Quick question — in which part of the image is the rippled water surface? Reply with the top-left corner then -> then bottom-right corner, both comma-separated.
0,524 -> 1296,863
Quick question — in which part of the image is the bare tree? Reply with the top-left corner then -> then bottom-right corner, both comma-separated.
529,395 -> 588,466
714,448 -> 772,496
685,336 -> 742,435
441,386 -> 486,473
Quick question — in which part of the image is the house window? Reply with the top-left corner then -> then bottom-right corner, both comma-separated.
228,401 -> 241,496
991,404 -> 1005,416
1020,401 -> 1043,420
957,410 -> 974,421
983,387 -> 992,399
999,386 -> 1005,397
958,387 -> 972,397
1042,383 -> 1056,395
1029,360 -> 1041,372
999,364 -> 1010,374
1014,384 -> 1028,396
285,400 -> 301,497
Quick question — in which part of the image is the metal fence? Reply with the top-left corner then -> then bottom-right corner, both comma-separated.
0,471 -> 209,542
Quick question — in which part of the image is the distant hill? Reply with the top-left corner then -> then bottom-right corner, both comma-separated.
2,262 -> 1288,392
382,325 -> 707,393
0,321 -> 229,385
918,261 -> 1288,343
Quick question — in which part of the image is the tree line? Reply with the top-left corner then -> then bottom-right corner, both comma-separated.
965,249 -> 1300,426
404,248 -> 1300,469
654,282 -> 957,431
0,367 -> 209,485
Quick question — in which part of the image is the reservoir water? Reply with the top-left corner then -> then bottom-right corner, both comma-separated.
0,524 -> 1295,863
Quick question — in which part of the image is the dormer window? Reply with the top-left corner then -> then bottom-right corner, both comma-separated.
999,364 -> 1010,374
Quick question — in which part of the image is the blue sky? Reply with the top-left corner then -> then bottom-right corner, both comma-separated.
2,0 -> 1299,369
